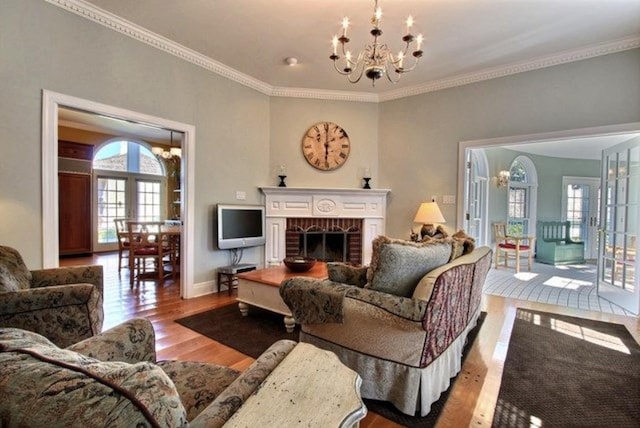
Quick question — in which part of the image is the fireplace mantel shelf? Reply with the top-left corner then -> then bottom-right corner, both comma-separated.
260,186 -> 391,197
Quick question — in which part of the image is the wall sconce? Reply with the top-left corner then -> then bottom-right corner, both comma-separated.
496,170 -> 510,188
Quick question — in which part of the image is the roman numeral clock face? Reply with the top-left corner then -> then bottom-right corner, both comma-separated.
302,122 -> 351,171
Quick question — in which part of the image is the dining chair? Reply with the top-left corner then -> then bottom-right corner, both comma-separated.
127,221 -> 170,288
114,218 -> 131,272
493,222 -> 536,273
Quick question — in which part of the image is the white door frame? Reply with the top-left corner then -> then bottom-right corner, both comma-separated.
561,176 -> 600,259
42,90 -> 196,298
457,122 -> 640,232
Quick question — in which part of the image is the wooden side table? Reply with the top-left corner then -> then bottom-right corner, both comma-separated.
217,264 -> 256,295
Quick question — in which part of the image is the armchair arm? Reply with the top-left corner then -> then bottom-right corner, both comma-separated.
67,318 -> 156,363
0,284 -> 94,314
0,283 -> 101,347
31,265 -> 103,292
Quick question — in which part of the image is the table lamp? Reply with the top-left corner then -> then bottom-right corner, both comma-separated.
414,201 -> 446,239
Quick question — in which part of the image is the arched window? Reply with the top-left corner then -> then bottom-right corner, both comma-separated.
93,140 -> 166,249
94,140 -> 163,175
507,156 -> 538,236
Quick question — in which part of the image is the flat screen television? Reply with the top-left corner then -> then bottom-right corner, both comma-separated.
217,204 -> 266,250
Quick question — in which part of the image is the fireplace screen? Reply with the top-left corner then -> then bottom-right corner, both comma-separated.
286,218 -> 362,265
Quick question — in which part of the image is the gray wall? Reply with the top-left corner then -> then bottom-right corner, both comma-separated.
378,48 -> 640,239
484,148 -> 600,229
1,0 -> 639,287
0,0 -> 272,282
269,98 -> 379,189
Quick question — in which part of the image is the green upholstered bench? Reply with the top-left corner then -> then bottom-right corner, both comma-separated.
536,221 -> 585,265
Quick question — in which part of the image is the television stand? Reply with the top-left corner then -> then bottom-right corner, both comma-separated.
217,264 -> 257,296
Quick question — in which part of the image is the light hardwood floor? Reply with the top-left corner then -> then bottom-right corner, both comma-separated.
61,253 -> 640,428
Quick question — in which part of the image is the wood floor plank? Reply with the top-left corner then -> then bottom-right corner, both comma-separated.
61,253 -> 640,427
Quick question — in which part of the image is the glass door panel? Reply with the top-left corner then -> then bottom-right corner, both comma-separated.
597,137 -> 640,314
562,177 -> 600,259
95,177 -> 127,251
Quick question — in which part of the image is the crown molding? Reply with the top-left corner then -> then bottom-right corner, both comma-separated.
47,0 -> 639,104
270,86 -> 378,103
44,0 -> 273,96
379,35 -> 640,102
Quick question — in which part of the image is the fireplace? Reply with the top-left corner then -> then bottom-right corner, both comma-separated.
260,187 -> 390,267
286,218 -> 363,264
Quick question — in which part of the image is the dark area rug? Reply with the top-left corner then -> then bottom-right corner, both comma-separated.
175,304 -> 299,359
175,304 -> 486,427
493,308 -> 640,428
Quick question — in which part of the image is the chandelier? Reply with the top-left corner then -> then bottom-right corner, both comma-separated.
330,0 -> 423,86
152,130 -> 181,159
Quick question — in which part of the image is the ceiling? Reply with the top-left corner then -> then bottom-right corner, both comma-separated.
83,0 -> 640,95
59,1 -> 639,156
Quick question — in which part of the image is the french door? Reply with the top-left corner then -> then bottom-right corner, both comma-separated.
94,174 -> 164,252
597,137 -> 639,314
562,177 -> 600,260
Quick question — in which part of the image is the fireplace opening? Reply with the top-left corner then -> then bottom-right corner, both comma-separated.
286,218 -> 362,265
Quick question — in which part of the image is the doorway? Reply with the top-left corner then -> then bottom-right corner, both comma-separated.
562,176 -> 600,260
42,90 -> 196,298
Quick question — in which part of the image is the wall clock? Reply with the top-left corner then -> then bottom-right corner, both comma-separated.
302,122 -> 350,171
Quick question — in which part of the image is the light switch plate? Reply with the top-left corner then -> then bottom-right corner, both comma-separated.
443,195 -> 456,204
235,191 -> 246,200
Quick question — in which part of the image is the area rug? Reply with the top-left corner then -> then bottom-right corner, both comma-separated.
493,308 -> 640,427
175,304 -> 486,427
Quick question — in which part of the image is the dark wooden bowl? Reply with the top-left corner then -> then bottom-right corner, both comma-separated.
283,256 -> 316,272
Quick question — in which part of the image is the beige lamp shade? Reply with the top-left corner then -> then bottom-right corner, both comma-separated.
414,201 -> 446,238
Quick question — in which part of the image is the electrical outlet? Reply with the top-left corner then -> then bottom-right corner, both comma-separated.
235,191 -> 246,200
431,195 -> 438,203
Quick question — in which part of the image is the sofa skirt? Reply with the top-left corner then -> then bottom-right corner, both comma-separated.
300,308 -> 481,416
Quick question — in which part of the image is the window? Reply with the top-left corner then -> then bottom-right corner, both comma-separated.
507,156 -> 538,236
93,140 -> 165,247
94,140 -> 163,175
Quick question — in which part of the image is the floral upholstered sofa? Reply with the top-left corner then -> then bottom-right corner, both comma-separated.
0,245 -> 103,347
281,235 -> 492,416
0,318 -> 298,427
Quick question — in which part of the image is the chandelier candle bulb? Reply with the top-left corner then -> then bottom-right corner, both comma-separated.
332,36 -> 338,55
406,15 -> 414,34
416,34 -> 424,51
342,17 -> 349,37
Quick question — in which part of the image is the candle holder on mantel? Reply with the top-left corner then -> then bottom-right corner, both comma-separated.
278,175 -> 287,187
363,177 -> 371,189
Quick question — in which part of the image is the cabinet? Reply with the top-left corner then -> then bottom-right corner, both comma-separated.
58,172 -> 92,255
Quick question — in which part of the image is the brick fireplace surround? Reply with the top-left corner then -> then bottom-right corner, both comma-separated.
260,187 -> 391,267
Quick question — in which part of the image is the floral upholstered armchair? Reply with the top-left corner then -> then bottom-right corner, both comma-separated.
281,235 -> 492,417
0,245 -> 104,347
0,318 -> 298,427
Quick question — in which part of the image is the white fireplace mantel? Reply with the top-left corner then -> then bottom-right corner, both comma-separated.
260,187 -> 391,266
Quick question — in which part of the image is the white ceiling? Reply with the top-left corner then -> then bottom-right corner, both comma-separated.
59,0 -> 640,156
83,0 -> 640,94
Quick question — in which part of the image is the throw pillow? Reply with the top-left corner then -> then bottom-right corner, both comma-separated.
327,262 -> 368,287
366,236 -> 452,297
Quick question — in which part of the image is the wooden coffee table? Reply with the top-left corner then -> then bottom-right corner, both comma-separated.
236,263 -> 327,332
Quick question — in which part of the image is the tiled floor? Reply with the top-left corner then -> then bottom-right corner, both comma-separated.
483,261 -> 634,316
